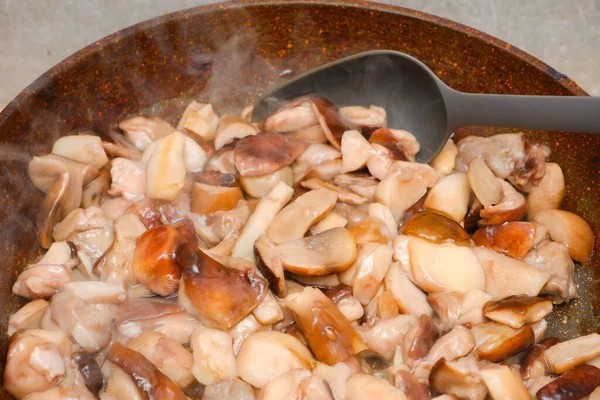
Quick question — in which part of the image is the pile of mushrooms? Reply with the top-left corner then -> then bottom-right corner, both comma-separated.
7,95 -> 597,400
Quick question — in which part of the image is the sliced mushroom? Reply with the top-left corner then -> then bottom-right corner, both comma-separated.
231,181 -> 294,262
277,227 -> 357,276
239,166 -> 294,198
203,377 -> 256,400
177,101 -> 220,141
256,368 -> 311,399
426,325 -> 475,368
292,143 -> 341,182
537,364 -> 600,400
236,330 -> 315,388
340,129 -> 374,173
189,170 -> 238,187
265,97 -> 318,132
254,235 -> 287,297
191,182 -> 243,216
205,147 -> 237,174
62,281 -> 126,304
107,341 -> 187,400
523,240 -> 577,303
300,177 -> 367,205
103,138 -> 143,161
424,172 -> 470,222
527,162 -> 565,217
368,203 -> 398,236
267,188 -> 338,244
12,264 -> 73,299
252,291 -> 285,325
352,243 -> 393,305
189,323 -> 238,385
313,359 -> 361,400
291,124 -> 328,143
340,105 -> 386,135
430,139 -> 458,176
510,141 -> 550,192
101,361 -> 144,400
303,158 -> 343,182
310,211 -> 348,235
429,357 -> 488,400
146,131 -> 186,200
393,369 -> 431,400
467,158 -> 503,208
408,238 -> 486,293
401,211 -> 471,246
128,331 -> 194,388
520,337 -> 560,380
182,135 -> 207,172
366,143 -> 395,180
384,261 -> 433,317
376,289 -> 399,319
349,216 -> 393,248
479,180 -> 527,226
82,165 -> 111,208
311,97 -> 356,150
471,322 -> 535,362
132,225 -> 184,296
52,135 -> 109,169
544,333 -> 600,374
463,198 -> 484,233
357,314 -> 417,360
119,116 -> 175,150
456,133 -> 525,179
290,273 -> 342,288
369,128 -> 420,162
404,314 -> 440,362
214,115 -> 259,150
286,286 -> 367,365
473,246 -> 550,299
346,373 -> 408,400
235,132 -> 306,177
472,221 -> 537,259
108,157 -> 147,202
482,295 -> 552,329
532,209 -> 594,263
177,243 -> 267,329
479,364 -> 529,400
8,299 -> 48,336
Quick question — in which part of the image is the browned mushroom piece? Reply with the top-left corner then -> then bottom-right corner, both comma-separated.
239,166 -> 294,198
473,246 -> 550,299
340,129 -> 374,173
393,370 -> 431,400
177,243 -> 267,329
544,333 -> 600,374
369,128 -> 420,162
523,241 -> 578,303
401,211 -> 471,246
339,105 -> 387,136
429,357 -> 488,400
310,97 -> 357,150
267,188 -> 338,244
482,295 -> 552,329
107,341 -> 187,400
234,132 -> 306,177
205,147 -> 237,175
463,198 -> 484,233
72,351 -> 104,397
536,364 -> 600,400
509,141 -> 550,192
471,322 -> 535,362
472,221 -> 537,259
119,116 -> 176,150
286,286 -> 367,365
264,97 -> 318,132
532,209 -> 595,264
424,172 -> 471,222
254,235 -> 287,297
405,314 -> 440,361
189,170 -> 238,187
214,115 -> 259,150
520,337 -> 560,380
357,314 -> 417,360
479,363 -> 530,399
276,227 -> 357,276
349,216 -> 393,247
191,182 -> 243,216
479,180 -> 527,226
115,298 -> 198,344
301,177 -> 367,205
456,133 -> 525,179
177,101 -> 220,141
132,225 -> 185,296
202,378 -> 256,400
82,164 -> 111,208
527,162 -> 565,218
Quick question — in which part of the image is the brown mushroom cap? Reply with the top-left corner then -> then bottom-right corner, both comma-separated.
254,235 -> 287,297
107,341 -> 187,400
401,211 -> 471,247
482,295 -> 552,329
369,128 -> 420,162
286,287 -> 367,365
479,181 -> 528,226
471,322 -> 535,362
310,97 -> 357,150
214,115 -> 258,150
234,132 -> 306,177
472,221 -> 537,259
429,358 -> 488,400
264,97 -> 318,132
537,364 -> 600,400
191,182 -> 243,216
520,337 -> 560,380
177,243 -> 267,329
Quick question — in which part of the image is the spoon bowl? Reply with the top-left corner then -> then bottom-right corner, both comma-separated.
253,50 -> 600,163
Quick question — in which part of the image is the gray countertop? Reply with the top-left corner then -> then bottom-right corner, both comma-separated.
0,0 -> 598,106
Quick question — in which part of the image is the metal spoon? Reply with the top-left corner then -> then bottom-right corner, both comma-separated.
253,50 -> 600,163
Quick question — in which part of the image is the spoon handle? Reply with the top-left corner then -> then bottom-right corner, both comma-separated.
444,88 -> 600,133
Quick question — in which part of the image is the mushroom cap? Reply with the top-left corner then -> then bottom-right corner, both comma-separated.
234,132 -> 306,177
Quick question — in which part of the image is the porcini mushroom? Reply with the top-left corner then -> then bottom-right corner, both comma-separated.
52,135 -> 109,169
482,295 -> 552,329
467,158 -> 503,209
471,322 -> 535,362
527,162 -> 565,217
384,261 -> 433,317
177,101 -> 220,141
301,178 -> 367,205
234,132 -> 305,177
189,324 -> 238,385
352,243 -> 393,305
544,333 -> 600,374
346,373 -> 408,400
430,139 -> 458,176
146,131 -> 186,201
369,128 -> 420,162
340,104 -> 386,135
239,166 -> 294,198
340,130 -> 374,173
265,97 -> 318,132
479,180 -> 527,226
401,211 -> 471,246
424,172 -> 471,222
310,97 -> 356,150
214,115 -> 259,150
479,364 -> 529,400
472,221 -> 538,259
191,182 -> 243,215
119,116 -> 175,150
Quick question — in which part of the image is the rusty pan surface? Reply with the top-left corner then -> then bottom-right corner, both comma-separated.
0,0 -> 598,396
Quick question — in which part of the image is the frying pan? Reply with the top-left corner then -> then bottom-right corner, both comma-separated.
0,1 -> 598,396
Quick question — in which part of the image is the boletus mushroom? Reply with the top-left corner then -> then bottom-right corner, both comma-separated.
177,101 -> 219,141
479,181 -> 527,226
536,364 -> 600,400
213,115 -> 258,150
369,128 -> 420,162
52,134 -> 109,170
471,322 -> 535,362
177,243 -> 267,329
482,295 -> 552,329
234,132 -> 306,177
119,116 -> 175,150
346,373 -> 408,400
286,287 -> 367,365
527,162 -> 565,217
340,129 -> 374,173
429,357 -> 488,400
191,182 -> 243,215
339,104 -> 386,135
401,211 -> 471,247
424,172 -> 471,223
478,364 -> 529,400
146,131 -> 187,201
544,333 -> 600,374
472,221 -> 538,259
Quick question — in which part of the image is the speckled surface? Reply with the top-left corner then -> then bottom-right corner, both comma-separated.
0,1 -> 598,396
